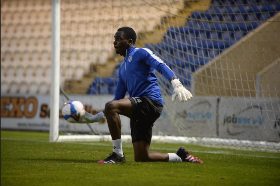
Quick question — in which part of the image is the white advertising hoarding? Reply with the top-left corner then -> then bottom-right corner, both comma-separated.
2,94 -> 279,142
1,94 -> 130,134
219,98 -> 280,142
154,96 -> 218,137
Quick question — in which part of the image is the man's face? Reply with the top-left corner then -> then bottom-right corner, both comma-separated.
113,31 -> 130,55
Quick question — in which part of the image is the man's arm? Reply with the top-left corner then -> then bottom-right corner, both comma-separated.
113,65 -> 127,101
142,48 -> 193,102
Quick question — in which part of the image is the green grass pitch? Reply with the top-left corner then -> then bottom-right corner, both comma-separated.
1,130 -> 280,186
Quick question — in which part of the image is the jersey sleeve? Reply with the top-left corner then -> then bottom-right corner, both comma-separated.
113,70 -> 127,100
141,48 -> 177,82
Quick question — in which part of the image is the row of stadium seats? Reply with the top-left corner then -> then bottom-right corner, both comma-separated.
1,23 -> 51,38
144,2 -> 279,71
194,4 -> 280,18
212,0 -> 279,5
1,50 -> 110,68
163,30 -> 247,50
1,64 -> 84,84
1,18 -> 150,38
1,0 -> 51,11
1,0 -> 184,95
1,50 -> 51,66
1,36 -> 51,52
60,5 -> 174,22
156,47 -> 223,71
87,65 -> 119,95
1,65 -> 51,82
87,0 -> 280,95
1,10 -> 51,24
1,80 -> 50,95
190,12 -> 275,25
186,13 -> 277,33
61,19 -> 156,35
60,0 -> 183,10
2,4 -> 179,27
164,30 -> 246,46
2,35 -> 115,53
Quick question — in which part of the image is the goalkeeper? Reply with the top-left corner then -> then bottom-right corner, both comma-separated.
81,27 -> 202,164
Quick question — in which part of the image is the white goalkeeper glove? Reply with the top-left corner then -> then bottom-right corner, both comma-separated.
171,78 -> 193,102
73,111 -> 106,123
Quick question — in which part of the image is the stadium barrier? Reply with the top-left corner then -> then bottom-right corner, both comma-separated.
1,94 -> 279,143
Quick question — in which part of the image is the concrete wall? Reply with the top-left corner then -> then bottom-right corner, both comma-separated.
193,13 -> 280,97
257,58 -> 280,98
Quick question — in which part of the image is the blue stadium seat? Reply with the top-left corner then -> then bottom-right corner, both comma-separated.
207,49 -> 221,59
209,31 -> 221,40
233,31 -> 246,41
211,14 -> 222,21
233,0 -> 247,5
259,12 -> 272,21
173,50 -> 182,59
145,43 -> 165,55
87,83 -> 97,94
161,52 -> 173,66
172,66 -> 192,87
237,5 -> 254,13
233,14 -> 246,22
246,13 -> 259,21
221,32 -> 232,41
211,0 -> 222,6
246,0 -> 259,4
181,68 -> 192,88
271,3 -> 280,11
235,13 -> 260,31
194,49 -> 209,67
223,15 -> 234,22
209,22 -> 228,31
163,37 -> 176,46
108,85 -> 116,94
99,84 -> 109,95
142,0 -> 280,93
223,0 -> 235,5
197,31 -> 208,39
190,11 -> 208,20
205,6 -> 227,14
186,19 -> 203,32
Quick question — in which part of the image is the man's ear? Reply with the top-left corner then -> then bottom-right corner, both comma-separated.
129,39 -> 133,45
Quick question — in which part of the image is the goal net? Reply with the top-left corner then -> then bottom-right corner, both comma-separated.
51,0 -> 280,151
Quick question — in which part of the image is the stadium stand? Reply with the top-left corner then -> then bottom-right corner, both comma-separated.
1,81 -> 9,94
1,0 -> 184,95
38,82 -> 50,95
9,81 -> 19,94
18,81 -> 29,94
28,82 -> 39,94
85,0 -> 279,95
2,0 -> 278,95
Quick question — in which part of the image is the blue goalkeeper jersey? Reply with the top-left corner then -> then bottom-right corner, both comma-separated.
113,46 -> 176,106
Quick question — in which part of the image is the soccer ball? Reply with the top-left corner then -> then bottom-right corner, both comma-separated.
62,100 -> 85,123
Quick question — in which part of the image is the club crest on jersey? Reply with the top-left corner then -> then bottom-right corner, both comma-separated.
128,56 -> 133,62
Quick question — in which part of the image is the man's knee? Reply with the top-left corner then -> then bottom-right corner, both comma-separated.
134,155 -> 149,162
104,101 -> 117,115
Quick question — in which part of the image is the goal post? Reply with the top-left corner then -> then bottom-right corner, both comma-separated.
50,0 -> 60,142
50,0 -> 280,152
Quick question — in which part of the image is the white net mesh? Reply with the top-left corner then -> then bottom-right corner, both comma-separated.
59,0 -> 280,150
1,0 -> 280,150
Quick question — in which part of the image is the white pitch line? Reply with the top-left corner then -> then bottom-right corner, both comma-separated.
2,138 -> 280,159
